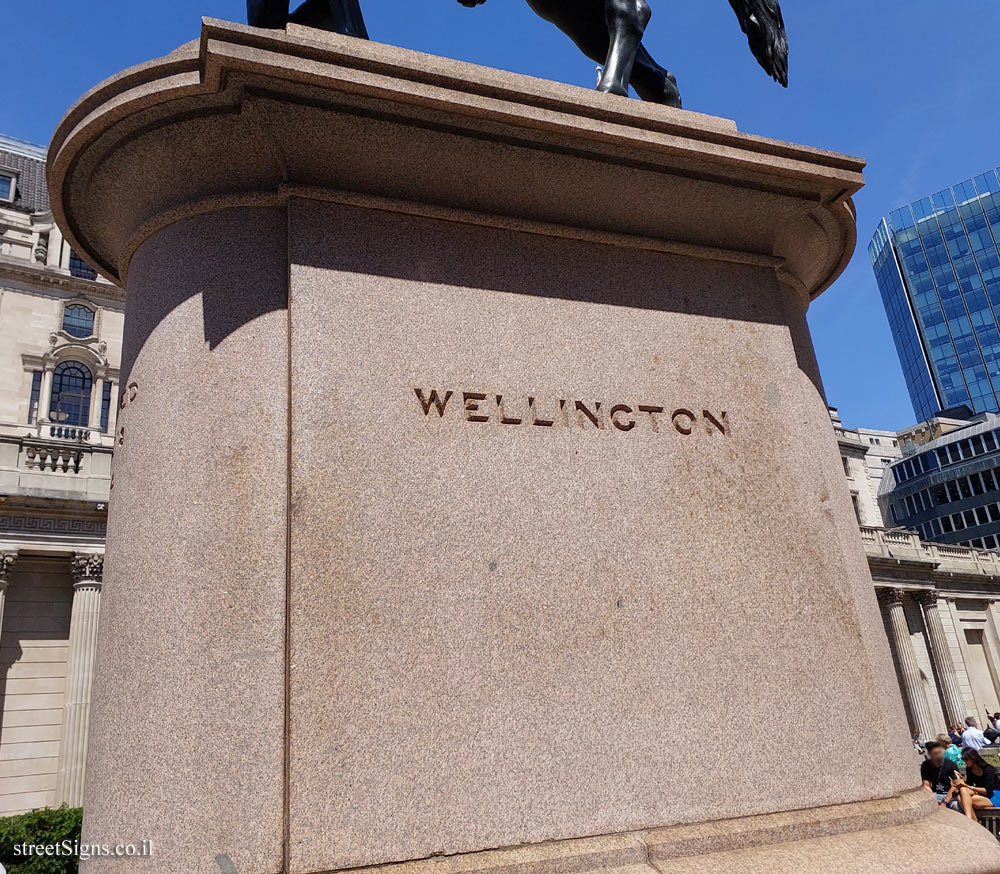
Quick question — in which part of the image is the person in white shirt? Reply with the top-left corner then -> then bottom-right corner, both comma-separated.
962,717 -> 990,750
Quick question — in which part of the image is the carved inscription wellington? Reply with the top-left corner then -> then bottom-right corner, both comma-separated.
414,388 -> 729,437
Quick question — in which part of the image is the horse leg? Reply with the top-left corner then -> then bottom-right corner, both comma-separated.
248,0 -> 289,28
597,0 -> 650,97
327,0 -> 369,38
630,43 -> 682,107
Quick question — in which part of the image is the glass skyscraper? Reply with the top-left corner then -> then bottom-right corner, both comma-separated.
869,168 -> 1000,421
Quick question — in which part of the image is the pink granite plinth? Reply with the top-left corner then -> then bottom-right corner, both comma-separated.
48,18 -> 1000,874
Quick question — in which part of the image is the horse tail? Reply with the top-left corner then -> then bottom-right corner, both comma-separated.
728,0 -> 788,86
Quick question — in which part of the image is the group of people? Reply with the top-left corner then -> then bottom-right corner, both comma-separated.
920,715 -> 1000,823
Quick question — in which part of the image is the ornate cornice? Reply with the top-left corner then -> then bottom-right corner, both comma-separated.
0,256 -> 123,303
70,552 -> 104,587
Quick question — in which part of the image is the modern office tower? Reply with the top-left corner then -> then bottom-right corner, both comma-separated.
869,169 -> 1000,421
879,411 -> 1000,551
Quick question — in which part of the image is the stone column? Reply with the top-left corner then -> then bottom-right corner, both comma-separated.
88,376 -> 105,431
38,365 -> 55,423
879,588 -> 936,741
0,552 -> 17,646
56,553 -> 103,807
917,590 -> 968,728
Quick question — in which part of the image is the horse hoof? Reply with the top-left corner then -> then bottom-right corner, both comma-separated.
663,73 -> 682,109
597,82 -> 629,98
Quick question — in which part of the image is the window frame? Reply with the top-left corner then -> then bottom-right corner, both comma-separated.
0,169 -> 16,203
61,302 -> 97,339
48,360 -> 94,428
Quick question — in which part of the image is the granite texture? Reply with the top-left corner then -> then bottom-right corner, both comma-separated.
46,18 -> 1000,874
284,199 -> 917,872
80,208 -> 288,874
298,790 -> 1000,874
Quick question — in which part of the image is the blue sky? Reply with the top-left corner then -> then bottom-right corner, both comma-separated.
4,0 -> 999,431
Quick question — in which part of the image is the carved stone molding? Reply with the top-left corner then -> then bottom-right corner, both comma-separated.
0,552 -> 18,588
876,587 -> 906,607
914,589 -> 940,607
70,552 -> 104,587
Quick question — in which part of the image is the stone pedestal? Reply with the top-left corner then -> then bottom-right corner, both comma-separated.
49,19 -> 1000,874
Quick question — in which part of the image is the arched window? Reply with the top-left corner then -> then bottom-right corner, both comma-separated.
49,361 -> 93,427
62,304 -> 95,338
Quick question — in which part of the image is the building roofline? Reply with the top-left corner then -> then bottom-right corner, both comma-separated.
0,134 -> 46,160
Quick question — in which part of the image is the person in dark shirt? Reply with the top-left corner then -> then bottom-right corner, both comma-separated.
920,741 -> 960,804
955,748 -> 1000,822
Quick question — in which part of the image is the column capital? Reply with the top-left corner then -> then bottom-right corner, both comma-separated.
915,589 -> 941,607
876,587 -> 906,606
0,552 -> 18,588
70,553 -> 103,589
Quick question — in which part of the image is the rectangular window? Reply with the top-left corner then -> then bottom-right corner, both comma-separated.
942,515 -> 955,533
977,506 -> 990,525
100,381 -> 113,432
961,477 -> 974,499
68,251 -> 97,281
933,484 -> 948,505
985,469 -> 998,491
990,504 -> 1000,523
989,432 -> 1000,452
851,494 -> 861,524
891,504 -> 899,523
964,510 -> 978,527
953,513 -> 966,530
0,172 -> 13,202
972,474 -> 986,496
842,457 -> 851,477
948,480 -> 962,501
27,371 -> 41,424
973,538 -> 985,549
937,448 -> 950,466
949,444 -> 962,464
973,434 -> 986,455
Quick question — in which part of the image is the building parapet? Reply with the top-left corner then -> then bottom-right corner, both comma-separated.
860,525 -> 1000,578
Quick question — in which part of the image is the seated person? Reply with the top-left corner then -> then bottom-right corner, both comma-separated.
921,741 -> 960,805
955,748 -> 1000,822
936,733 -> 965,769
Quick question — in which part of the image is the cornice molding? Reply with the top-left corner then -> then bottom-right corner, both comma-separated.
0,257 -> 124,303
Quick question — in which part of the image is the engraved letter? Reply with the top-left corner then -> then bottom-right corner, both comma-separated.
414,388 -> 453,418
703,410 -> 729,436
464,392 -> 490,423
637,404 -> 665,432
496,395 -> 523,425
528,397 -> 555,427
672,408 -> 697,435
575,400 -> 604,430
610,404 -> 636,432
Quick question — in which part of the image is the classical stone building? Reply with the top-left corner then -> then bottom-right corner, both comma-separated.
0,133 -> 121,813
835,409 -> 1000,739
831,407 -> 901,527
863,528 -> 1000,739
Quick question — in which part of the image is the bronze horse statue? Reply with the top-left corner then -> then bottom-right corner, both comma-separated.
246,0 -> 788,108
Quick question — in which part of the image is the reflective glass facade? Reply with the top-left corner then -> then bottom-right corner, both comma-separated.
869,168 -> 1000,421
